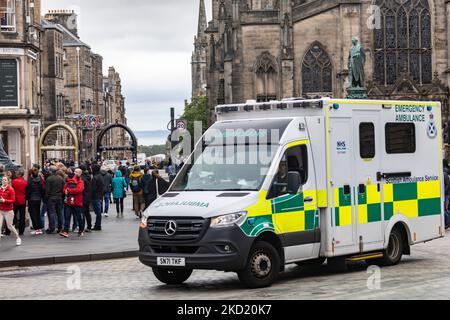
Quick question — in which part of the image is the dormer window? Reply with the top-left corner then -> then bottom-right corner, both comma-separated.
0,0 -> 16,33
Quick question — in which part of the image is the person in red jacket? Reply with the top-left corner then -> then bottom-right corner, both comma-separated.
11,170 -> 28,236
60,169 -> 85,238
0,176 -> 21,245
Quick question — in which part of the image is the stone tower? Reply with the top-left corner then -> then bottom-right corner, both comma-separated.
191,0 -> 208,97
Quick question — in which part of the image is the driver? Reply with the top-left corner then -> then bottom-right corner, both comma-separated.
271,157 -> 288,196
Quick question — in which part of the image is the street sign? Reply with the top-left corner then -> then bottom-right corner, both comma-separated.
176,119 -> 187,131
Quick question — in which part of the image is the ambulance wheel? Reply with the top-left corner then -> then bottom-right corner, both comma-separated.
238,241 -> 280,289
374,228 -> 404,266
152,268 -> 193,285
296,258 -> 326,267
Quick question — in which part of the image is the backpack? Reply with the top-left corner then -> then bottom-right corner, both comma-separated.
130,176 -> 142,193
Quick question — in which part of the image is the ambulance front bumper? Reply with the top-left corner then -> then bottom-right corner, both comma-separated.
138,223 -> 252,271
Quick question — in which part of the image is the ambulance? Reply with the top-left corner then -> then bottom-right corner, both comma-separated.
138,98 -> 445,288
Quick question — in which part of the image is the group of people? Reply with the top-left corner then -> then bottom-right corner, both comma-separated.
0,160 -> 170,245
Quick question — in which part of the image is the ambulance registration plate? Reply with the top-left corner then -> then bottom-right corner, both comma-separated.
157,257 -> 186,267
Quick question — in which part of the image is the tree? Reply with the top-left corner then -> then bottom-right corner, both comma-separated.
181,95 -> 209,139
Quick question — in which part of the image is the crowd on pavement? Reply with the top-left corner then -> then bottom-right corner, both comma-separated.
0,159 -> 170,246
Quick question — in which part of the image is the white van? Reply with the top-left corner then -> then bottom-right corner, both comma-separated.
139,98 -> 445,288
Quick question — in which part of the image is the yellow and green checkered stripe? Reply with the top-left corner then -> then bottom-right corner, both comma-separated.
384,180 -> 441,220
333,180 -> 441,227
241,191 -> 320,237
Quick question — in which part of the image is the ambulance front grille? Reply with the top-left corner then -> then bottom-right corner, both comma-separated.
147,217 -> 208,242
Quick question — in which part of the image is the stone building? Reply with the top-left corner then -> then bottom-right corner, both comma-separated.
0,0 -> 42,168
103,66 -> 128,158
198,0 -> 450,127
192,0 -> 209,97
43,10 -> 127,162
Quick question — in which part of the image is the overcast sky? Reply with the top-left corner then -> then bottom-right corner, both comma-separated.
42,0 -> 212,132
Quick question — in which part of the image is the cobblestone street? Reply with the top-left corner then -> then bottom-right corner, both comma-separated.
1,231 -> 449,300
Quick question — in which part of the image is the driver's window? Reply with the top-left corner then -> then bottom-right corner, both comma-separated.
268,145 -> 308,199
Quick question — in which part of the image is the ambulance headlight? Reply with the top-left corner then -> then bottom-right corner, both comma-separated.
140,212 -> 149,229
210,211 -> 248,229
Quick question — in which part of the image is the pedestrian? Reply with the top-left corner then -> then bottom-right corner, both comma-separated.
444,160 -> 450,229
11,169 -> 28,236
80,165 -> 92,232
112,170 -> 127,218
145,169 -> 170,210
45,166 -> 65,234
27,168 -> 45,235
91,164 -> 104,231
60,169 -> 85,238
130,166 -> 145,219
0,176 -> 21,245
142,167 -> 153,210
100,166 -> 113,218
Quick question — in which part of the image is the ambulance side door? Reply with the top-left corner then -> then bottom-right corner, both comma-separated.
353,111 -> 385,249
269,142 -> 320,263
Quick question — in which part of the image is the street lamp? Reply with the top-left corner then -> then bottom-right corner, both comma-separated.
76,47 -> 81,112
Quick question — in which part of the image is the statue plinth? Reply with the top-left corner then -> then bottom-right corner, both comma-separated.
346,86 -> 368,99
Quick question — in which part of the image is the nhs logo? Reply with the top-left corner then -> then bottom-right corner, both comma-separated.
337,141 -> 347,154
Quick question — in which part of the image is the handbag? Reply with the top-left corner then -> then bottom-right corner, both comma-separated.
122,178 -> 127,198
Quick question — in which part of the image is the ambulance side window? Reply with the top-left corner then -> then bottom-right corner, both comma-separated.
385,123 -> 416,154
268,145 -> 308,199
360,123 -> 375,159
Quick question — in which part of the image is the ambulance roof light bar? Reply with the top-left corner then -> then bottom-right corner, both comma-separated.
216,99 -> 323,115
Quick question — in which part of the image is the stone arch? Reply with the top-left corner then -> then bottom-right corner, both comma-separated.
38,123 -> 79,165
301,42 -> 333,95
96,123 -> 138,164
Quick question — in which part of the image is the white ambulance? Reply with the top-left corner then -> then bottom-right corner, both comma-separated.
139,98 -> 445,288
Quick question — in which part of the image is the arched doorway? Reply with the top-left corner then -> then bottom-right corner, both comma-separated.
38,124 -> 79,166
96,123 -> 138,164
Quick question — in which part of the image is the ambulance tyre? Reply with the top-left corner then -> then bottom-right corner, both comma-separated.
238,241 -> 280,289
375,227 -> 404,266
152,268 -> 193,285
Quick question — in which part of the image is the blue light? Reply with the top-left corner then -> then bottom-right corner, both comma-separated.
333,104 -> 340,110
248,218 -> 256,226
427,106 -> 433,112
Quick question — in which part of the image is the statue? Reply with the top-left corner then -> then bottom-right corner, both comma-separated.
347,36 -> 368,99
348,37 -> 365,87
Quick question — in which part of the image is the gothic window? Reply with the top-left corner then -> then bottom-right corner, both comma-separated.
254,52 -> 278,102
301,43 -> 332,94
374,0 -> 432,86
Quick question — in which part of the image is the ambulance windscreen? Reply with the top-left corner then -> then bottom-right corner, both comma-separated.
170,119 -> 290,192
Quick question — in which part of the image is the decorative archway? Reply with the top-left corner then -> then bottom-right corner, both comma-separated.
96,123 -> 138,164
38,123 -> 79,166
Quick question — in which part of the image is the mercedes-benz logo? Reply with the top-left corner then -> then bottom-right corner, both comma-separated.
165,220 -> 177,236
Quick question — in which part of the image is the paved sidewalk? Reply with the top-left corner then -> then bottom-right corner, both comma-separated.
0,196 -> 140,268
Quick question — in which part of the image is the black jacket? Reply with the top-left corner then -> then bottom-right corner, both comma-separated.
81,172 -> 92,204
444,166 -> 450,196
27,175 -> 45,202
45,174 -> 65,201
101,171 -> 113,193
91,173 -> 105,201
147,177 -> 170,200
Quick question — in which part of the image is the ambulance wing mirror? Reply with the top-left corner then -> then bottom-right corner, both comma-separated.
287,171 -> 302,194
